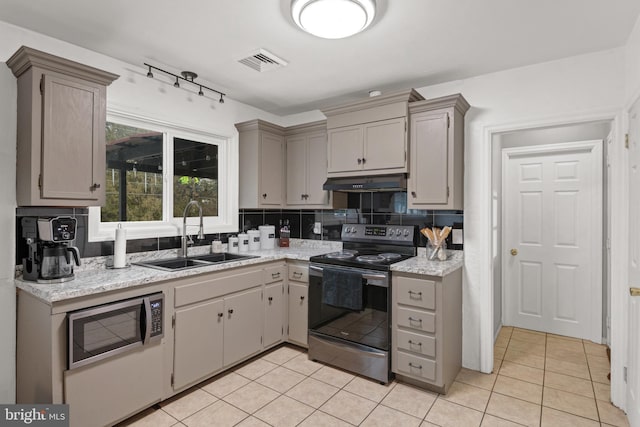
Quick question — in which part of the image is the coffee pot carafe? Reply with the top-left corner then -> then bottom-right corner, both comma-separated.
22,216 -> 82,283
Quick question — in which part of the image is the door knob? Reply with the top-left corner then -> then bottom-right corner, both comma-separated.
510,249 -> 518,256
631,287 -> 640,296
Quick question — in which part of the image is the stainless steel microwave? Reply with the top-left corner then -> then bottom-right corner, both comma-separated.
68,293 -> 164,370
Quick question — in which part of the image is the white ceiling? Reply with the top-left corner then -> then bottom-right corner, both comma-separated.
1,0 -> 639,115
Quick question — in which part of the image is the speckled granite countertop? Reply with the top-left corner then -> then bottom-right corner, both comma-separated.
391,250 -> 464,276
16,241 -> 463,304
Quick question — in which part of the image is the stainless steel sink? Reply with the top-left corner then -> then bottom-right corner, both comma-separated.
133,253 -> 258,271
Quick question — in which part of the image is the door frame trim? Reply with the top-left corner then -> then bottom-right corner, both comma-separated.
501,140 -> 603,343
478,109 -> 626,410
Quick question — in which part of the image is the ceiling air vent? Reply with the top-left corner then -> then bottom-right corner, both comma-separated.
238,49 -> 288,72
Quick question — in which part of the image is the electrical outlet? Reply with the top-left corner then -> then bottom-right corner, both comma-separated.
313,222 -> 322,234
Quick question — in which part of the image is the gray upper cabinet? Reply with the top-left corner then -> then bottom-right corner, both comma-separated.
6,46 -> 118,207
323,89 -> 424,177
285,121 -> 331,207
408,94 -> 469,210
236,120 -> 285,208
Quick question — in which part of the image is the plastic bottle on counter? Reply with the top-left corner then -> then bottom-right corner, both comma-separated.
279,220 -> 290,247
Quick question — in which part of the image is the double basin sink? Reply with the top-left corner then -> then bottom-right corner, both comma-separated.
134,253 -> 258,271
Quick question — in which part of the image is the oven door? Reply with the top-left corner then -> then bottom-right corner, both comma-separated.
68,296 -> 150,370
308,263 -> 389,351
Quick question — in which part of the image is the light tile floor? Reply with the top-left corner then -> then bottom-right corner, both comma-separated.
117,327 -> 629,426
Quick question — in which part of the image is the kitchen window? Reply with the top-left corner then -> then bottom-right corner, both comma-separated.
88,111 -> 238,241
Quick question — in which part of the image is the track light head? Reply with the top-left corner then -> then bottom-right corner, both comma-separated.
174,77 -> 180,88
146,66 -> 153,78
219,94 -> 225,104
198,86 -> 204,96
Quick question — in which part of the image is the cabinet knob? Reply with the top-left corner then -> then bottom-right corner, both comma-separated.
357,158 -> 362,164
218,312 -> 223,318
510,248 -> 518,256
362,158 -> 366,164
90,183 -> 101,191
300,296 -> 305,301
411,191 -> 417,198
228,309 -> 234,315
262,193 -> 267,199
301,194 -> 305,200
268,296 -> 273,303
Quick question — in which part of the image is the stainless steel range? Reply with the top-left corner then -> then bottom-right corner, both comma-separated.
308,224 -> 417,383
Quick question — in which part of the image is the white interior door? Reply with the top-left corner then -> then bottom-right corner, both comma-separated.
627,99 -> 640,427
503,141 -> 602,341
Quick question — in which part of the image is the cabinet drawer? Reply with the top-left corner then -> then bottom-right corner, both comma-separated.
264,265 -> 286,284
396,307 -> 436,333
396,277 -> 435,310
395,351 -> 437,381
288,265 -> 308,282
396,329 -> 436,358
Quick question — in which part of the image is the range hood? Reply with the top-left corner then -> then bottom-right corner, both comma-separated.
323,174 -> 407,192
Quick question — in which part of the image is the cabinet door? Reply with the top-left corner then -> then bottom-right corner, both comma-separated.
260,131 -> 284,205
41,73 -> 104,201
286,135 -> 308,205
408,111 -> 449,206
327,125 -> 363,173
306,133 -> 330,205
224,287 -> 263,365
173,299 -> 224,390
363,117 -> 407,171
288,282 -> 308,347
264,282 -> 285,347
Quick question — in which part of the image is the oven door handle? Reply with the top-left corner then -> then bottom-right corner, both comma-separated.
362,273 -> 387,281
309,265 -> 323,272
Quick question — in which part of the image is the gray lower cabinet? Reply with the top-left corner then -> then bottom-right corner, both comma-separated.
287,263 -> 309,347
264,264 -> 287,348
173,299 -> 224,390
391,269 -> 462,394
223,287 -> 264,365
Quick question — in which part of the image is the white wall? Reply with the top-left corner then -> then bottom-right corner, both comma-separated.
625,14 -> 640,105
0,62 -> 16,403
414,48 -> 626,370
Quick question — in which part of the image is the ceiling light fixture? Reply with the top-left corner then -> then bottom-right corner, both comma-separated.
291,0 -> 376,39
143,63 -> 226,103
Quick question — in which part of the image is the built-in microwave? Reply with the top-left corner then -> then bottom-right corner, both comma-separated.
68,292 -> 164,370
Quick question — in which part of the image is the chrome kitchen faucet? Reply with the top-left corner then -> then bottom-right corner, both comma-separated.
181,200 -> 205,257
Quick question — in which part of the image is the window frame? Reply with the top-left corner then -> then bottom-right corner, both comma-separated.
88,109 -> 238,242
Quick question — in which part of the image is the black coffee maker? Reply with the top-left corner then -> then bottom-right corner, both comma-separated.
22,216 -> 81,283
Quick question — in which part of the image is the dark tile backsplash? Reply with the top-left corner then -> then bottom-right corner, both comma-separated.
15,191 -> 463,263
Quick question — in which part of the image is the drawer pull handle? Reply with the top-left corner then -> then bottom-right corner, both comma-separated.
408,290 -> 422,297
408,340 -> 422,347
408,317 -> 422,324
293,272 -> 302,277
228,309 -> 234,315
408,362 -> 422,370
272,272 -> 280,279
268,296 -> 273,302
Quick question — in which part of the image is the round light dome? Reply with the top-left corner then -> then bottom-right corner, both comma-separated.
291,0 -> 376,39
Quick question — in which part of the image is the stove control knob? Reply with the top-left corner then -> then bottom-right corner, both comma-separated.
344,227 -> 351,233
389,229 -> 395,236
352,228 -> 358,233
404,229 -> 410,237
395,228 -> 402,236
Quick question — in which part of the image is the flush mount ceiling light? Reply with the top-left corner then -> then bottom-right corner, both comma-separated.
291,0 -> 376,39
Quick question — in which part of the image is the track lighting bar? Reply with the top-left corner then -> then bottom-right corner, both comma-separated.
144,63 -> 226,103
